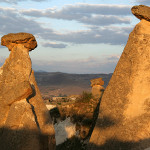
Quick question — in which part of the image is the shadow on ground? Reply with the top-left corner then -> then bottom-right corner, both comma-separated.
88,138 -> 150,150
0,127 -> 55,150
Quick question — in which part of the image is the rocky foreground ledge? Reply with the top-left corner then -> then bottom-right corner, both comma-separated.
0,33 -> 55,150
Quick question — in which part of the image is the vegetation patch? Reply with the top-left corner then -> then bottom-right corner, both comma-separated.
76,91 -> 93,103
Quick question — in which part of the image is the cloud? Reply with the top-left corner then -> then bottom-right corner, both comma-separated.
34,4 -> 131,16
106,55 -> 120,62
0,7 -> 53,35
39,26 -> 133,45
0,6 -> 132,46
32,57 -> 118,74
42,42 -> 68,48
77,15 -> 131,26
22,9 -> 131,26
21,4 -> 132,26
136,0 -> 150,5
0,0 -> 47,4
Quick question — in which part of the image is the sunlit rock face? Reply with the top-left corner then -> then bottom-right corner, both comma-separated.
89,5 -> 150,150
0,33 -> 56,150
131,5 -> 150,21
91,78 -> 104,100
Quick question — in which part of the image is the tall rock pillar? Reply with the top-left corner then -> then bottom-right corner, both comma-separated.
0,33 -> 56,150
89,5 -> 150,150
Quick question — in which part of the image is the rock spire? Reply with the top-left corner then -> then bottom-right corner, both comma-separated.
90,78 -> 104,100
89,5 -> 150,150
0,32 -> 55,150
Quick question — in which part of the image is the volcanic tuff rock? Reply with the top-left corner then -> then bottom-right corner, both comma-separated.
90,78 -> 104,87
0,33 -> 55,150
131,5 -> 150,21
91,78 -> 104,100
1,32 -> 37,51
89,5 -> 150,150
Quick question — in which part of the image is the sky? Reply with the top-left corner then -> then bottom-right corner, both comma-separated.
0,0 -> 150,74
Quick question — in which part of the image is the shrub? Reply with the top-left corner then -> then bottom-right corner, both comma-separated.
76,91 -> 93,103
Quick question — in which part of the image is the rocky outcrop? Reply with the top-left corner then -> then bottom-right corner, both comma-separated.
0,33 -> 55,150
89,5 -> 150,150
91,78 -> 104,100
1,32 -> 37,51
90,78 -> 104,87
131,5 -> 150,21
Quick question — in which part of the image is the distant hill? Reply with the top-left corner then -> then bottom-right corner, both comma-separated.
34,72 -> 112,97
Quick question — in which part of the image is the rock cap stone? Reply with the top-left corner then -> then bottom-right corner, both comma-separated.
131,5 -> 150,21
90,78 -> 104,87
1,32 -> 37,51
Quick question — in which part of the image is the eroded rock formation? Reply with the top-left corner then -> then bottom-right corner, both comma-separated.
0,33 -> 55,150
91,78 -> 104,100
131,5 -> 150,21
89,5 -> 150,150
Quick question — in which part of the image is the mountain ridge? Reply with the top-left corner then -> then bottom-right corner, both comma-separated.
34,72 -> 112,97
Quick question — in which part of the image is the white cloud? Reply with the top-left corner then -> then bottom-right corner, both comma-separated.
0,5 -> 133,46
22,4 -> 132,17
42,42 -> 68,48
39,26 -> 133,45
46,4 -> 132,16
0,0 -> 47,4
19,4 -> 133,45
77,15 -> 131,26
0,7 -> 54,36
0,2 -> 135,74
106,54 -> 120,62
21,4 -> 132,26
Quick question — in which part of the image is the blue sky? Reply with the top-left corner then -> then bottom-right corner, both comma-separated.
0,0 -> 149,73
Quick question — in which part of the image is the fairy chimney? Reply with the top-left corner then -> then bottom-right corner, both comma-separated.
0,32 -> 55,150
89,5 -> 150,150
90,78 -> 104,100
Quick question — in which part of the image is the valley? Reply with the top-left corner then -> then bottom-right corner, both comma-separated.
34,72 -> 112,97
